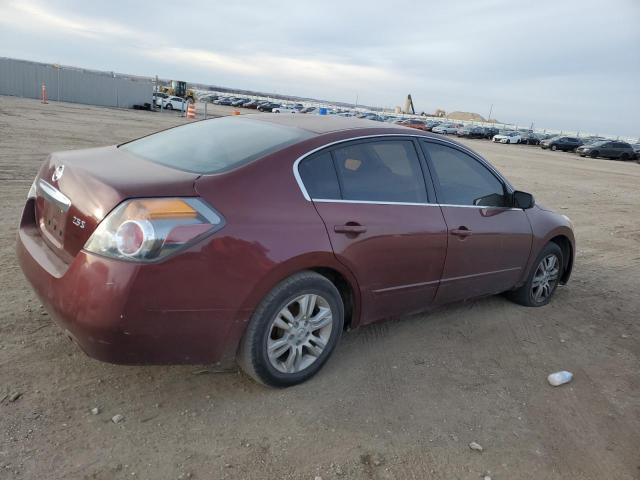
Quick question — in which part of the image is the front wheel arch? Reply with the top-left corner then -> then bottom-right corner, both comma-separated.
549,235 -> 573,284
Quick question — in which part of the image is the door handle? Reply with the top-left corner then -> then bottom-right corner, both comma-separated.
451,226 -> 472,238
334,224 -> 367,235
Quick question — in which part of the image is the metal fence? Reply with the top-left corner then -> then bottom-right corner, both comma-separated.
0,57 -> 153,108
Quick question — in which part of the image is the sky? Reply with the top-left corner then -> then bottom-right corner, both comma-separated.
0,0 -> 639,137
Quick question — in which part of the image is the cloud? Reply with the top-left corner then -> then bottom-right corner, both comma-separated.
0,0 -> 638,136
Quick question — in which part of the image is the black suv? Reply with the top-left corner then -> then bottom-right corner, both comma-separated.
540,136 -> 583,152
520,132 -> 543,145
482,127 -> 499,139
576,141 -> 636,161
457,126 -> 485,139
257,102 -> 281,112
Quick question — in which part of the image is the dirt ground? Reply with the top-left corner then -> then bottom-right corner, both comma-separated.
1,96 -> 638,480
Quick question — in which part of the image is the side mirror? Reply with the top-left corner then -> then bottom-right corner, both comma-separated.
512,191 -> 535,209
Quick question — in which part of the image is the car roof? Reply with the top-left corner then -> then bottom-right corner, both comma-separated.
244,112 -> 409,134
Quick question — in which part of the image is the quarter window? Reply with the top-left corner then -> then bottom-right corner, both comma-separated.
422,142 -> 508,207
332,140 -> 428,203
298,152 -> 340,199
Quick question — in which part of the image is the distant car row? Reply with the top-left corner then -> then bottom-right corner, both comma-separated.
155,92 -> 639,160
396,119 -> 638,160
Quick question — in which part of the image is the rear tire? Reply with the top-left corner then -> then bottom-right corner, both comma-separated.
165,103 -> 173,110
551,145 -> 557,151
620,153 -> 629,161
507,242 -> 563,307
590,151 -> 599,158
238,271 -> 344,387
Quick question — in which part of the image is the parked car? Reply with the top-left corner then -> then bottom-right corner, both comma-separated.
17,115 -> 575,387
575,140 -> 636,160
242,100 -> 262,109
216,97 -> 234,106
482,127 -> 500,139
257,102 -> 281,112
631,144 -> 640,156
163,96 -> 188,111
272,105 -> 299,114
492,131 -> 522,144
152,92 -> 169,107
540,136 -> 583,151
582,136 -> 608,145
300,107 -> 317,114
231,98 -> 248,107
520,132 -> 543,145
397,119 -> 428,131
432,123 -> 461,135
363,114 -> 387,122
457,126 -> 485,139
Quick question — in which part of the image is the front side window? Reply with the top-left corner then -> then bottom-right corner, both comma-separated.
331,140 -> 428,203
422,142 -> 508,207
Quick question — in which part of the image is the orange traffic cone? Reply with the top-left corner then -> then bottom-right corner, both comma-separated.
41,82 -> 48,104
186,102 -> 196,119
232,110 -> 240,115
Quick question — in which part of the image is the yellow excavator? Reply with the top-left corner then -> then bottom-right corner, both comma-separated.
159,80 -> 195,103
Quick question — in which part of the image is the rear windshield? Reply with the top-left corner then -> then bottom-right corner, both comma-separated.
120,116 -> 312,174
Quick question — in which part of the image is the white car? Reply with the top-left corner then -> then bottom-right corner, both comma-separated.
152,92 -> 169,107
272,105 -> 298,114
164,96 -> 188,111
492,131 -> 522,144
431,123 -> 460,134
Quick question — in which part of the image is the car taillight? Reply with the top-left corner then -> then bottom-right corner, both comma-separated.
84,198 -> 224,262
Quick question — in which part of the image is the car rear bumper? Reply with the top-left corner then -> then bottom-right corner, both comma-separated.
16,199 -> 247,365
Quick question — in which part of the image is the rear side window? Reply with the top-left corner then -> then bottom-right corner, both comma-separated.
298,152 -> 340,199
422,142 -> 507,207
120,117 -> 312,174
332,140 -> 428,203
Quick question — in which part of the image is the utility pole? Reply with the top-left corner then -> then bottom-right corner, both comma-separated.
487,104 -> 493,121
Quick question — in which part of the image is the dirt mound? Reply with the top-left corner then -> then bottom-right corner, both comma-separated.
446,111 -> 487,122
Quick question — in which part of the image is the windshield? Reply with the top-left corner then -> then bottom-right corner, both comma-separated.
120,117 -> 313,174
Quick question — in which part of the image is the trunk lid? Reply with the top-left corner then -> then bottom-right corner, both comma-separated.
34,145 -> 200,262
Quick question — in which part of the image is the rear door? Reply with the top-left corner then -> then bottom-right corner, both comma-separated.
600,142 -> 614,157
298,137 -> 448,324
420,140 -> 533,305
610,142 -> 625,158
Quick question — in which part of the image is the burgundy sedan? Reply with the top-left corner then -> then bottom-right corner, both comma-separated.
17,115 -> 575,387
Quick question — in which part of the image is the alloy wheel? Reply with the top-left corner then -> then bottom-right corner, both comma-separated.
531,254 -> 560,303
267,294 -> 333,374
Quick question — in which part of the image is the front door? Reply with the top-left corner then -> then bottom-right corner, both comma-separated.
420,140 -> 533,305
297,138 -> 448,324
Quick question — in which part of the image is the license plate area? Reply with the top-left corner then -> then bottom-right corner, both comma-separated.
41,199 -> 67,244
39,199 -> 68,249
36,179 -> 72,249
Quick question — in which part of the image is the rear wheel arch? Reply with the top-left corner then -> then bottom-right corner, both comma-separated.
309,267 -> 357,330
238,256 -> 361,330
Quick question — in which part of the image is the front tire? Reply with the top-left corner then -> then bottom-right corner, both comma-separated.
238,271 -> 344,387
551,145 -> 557,151
507,242 -> 563,307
